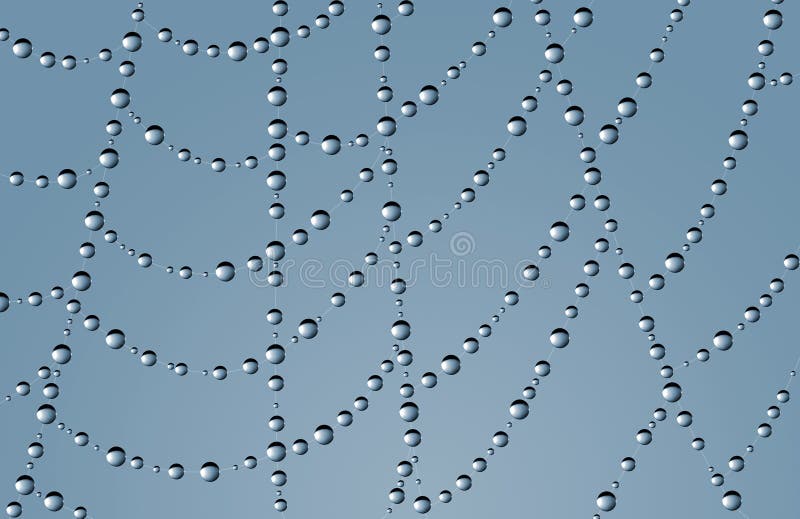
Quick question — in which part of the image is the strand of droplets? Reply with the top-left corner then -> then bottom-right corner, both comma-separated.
3,3 -> 425,517
70,0 -> 588,296
0,1 -> 364,287
266,5 -> 290,513
370,2 -> 428,515
83,0 -> 565,284
421,1 -> 794,512
670,257 -> 799,518
377,2 -> 609,514
0,26 -> 120,71
0,14 -> 151,399
28,4 -> 603,516
382,2 -> 700,513
0,25 -> 145,314
5,5 -> 294,515
0,0 -> 528,404
4,3 -> 460,515
383,0 -> 784,514
5,8 -> 148,518
582,3 -> 796,516
128,0 -> 379,175
3,2 -> 796,519
0,0 -> 345,71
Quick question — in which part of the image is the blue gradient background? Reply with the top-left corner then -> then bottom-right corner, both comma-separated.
0,1 -> 798,518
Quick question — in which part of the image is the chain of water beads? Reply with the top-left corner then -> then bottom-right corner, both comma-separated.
10,429 -> 95,519
1,356 -> 70,410
93,127 -> 390,282
3,9 -> 149,517
384,9 -> 614,510
0,0 -> 532,513
394,225 -> 611,514
4,87 -> 128,519
0,286 -> 71,315
139,0 -> 345,63
668,253 -> 799,509
16,16 -> 396,480
94,119 -> 380,281
1,1 -> 792,519
14,335 -> 400,489
279,5 -> 513,346
2,166 -> 94,191
398,0 -> 702,512
547,0 -> 694,324
677,252 -> 799,372
587,248 -> 800,517
94,2 -> 354,189
596,0 -> 791,402
0,0 -> 532,301
392,3 -> 599,256
373,2 -> 433,513
0,28 -> 143,194
90,1 -> 554,287
0,0 -> 660,514
12,369 -> 97,519
267,16 -> 292,514
0,34 -> 438,442
0,22 -> 125,72
629,20 -> 793,336
1,4 -> 148,407
674,354 -> 798,519
256,3 -> 533,510
120,3 -> 417,175
71,310 -> 262,379
258,4 -> 602,507
585,5 -> 794,513
117,104 -> 375,178
0,11 -> 150,314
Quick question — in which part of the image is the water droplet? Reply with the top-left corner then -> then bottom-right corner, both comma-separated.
227,41 -> 247,61
492,7 -> 513,28
722,491 -> 742,511
321,135 -> 341,155
617,97 -> 638,117
413,496 -> 431,513
12,39 -> 32,58
215,262 -> 236,282
596,491 -> 616,512
200,462 -> 219,482
43,492 -> 63,511
544,43 -> 564,63
507,116 -> 527,136
573,7 -> 593,27
564,106 -> 584,126
298,319 -> 319,339
509,400 -> 529,419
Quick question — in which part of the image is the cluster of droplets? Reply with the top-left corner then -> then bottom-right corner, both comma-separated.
4,8 -> 153,517
5,7 -> 154,518
395,2 -> 598,262
0,19 -> 134,71
585,3 -> 799,514
145,0 -> 345,62
3,0 -> 799,518
368,4 -> 433,513
2,167 -> 92,191
668,364 -> 796,515
600,251 -> 799,516
382,2 -> 611,513
0,286 -> 69,316
676,253 -> 798,372
629,3 -> 794,315
401,224 -> 615,514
